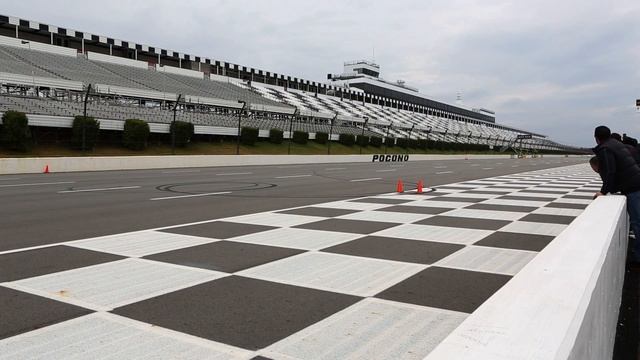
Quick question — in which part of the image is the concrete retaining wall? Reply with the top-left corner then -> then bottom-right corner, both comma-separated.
0,154 -> 559,175
425,195 -> 628,360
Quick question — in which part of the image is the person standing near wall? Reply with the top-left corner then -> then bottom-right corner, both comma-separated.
593,126 -> 640,266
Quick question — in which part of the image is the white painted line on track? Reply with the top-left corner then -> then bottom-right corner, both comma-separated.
436,171 -> 453,175
350,178 -> 382,182
470,164 -> 480,167
161,170 -> 201,174
325,168 -> 346,171
434,166 -> 448,169
276,175 -> 313,179
216,172 -> 252,176
150,192 -> 231,201
482,168 -> 494,170
376,169 -> 397,173
0,181 -> 75,188
58,186 -> 141,194
0,177 -> 21,181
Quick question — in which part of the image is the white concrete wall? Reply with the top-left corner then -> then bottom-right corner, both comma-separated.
0,154 -> 556,175
425,195 -> 628,360
87,52 -> 149,69
0,35 -> 77,57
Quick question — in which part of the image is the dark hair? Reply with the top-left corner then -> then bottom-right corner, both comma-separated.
623,134 -> 638,146
594,126 -> 611,141
612,133 -> 622,142
589,156 -> 599,166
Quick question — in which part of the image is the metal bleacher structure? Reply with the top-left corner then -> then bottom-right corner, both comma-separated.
0,23 -> 570,151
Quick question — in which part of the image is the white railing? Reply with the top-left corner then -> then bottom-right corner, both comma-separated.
87,51 -> 148,69
426,195 -> 628,360
0,72 -> 84,91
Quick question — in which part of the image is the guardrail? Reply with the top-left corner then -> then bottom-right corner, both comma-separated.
425,195 -> 628,360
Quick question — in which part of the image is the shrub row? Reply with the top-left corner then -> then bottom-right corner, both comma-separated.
123,119 -> 150,150
1,111 -> 31,151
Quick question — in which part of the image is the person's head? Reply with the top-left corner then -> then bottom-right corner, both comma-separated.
623,134 -> 638,146
612,133 -> 622,142
589,156 -> 599,173
594,126 -> 611,145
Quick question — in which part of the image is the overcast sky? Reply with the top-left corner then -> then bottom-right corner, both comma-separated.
4,0 -> 640,146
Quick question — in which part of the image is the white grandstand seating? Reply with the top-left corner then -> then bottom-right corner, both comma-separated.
0,43 -> 288,108
0,37 -> 565,150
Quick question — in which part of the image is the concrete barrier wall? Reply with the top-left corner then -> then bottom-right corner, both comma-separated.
0,154 -> 564,175
425,195 -> 628,360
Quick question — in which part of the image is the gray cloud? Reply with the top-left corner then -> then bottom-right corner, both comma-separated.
3,0 -> 640,146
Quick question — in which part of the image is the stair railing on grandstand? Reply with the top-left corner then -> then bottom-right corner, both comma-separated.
288,107 -> 300,155
171,94 -> 183,155
237,100 -> 247,155
328,113 -> 337,155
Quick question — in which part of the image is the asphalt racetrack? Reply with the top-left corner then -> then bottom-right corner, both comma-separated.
0,156 -> 587,252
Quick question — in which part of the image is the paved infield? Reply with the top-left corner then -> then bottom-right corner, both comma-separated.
0,161 -> 602,359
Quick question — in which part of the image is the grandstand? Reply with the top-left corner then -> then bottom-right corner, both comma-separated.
0,14 -> 572,152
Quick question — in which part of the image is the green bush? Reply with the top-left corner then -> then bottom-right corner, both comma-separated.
408,138 -> 419,149
71,115 -> 99,150
384,137 -> 395,147
370,136 -> 383,148
170,121 -> 194,147
122,119 -> 150,150
396,137 -> 408,148
240,127 -> 259,146
417,138 -> 429,150
356,135 -> 370,147
315,132 -> 329,144
1,111 -> 31,152
269,128 -> 284,144
292,130 -> 309,144
339,133 -> 355,146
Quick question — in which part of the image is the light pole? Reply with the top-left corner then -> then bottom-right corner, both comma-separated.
359,116 -> 369,154
406,124 -> 415,154
236,100 -> 247,155
327,113 -> 337,155
171,94 -> 183,155
384,124 -> 392,154
82,84 -> 92,153
288,107 -> 299,155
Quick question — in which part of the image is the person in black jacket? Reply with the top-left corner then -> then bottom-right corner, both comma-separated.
593,126 -> 640,265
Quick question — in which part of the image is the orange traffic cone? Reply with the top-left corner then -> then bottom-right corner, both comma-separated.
43,165 -> 50,174
417,180 -> 424,194
396,179 -> 404,193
